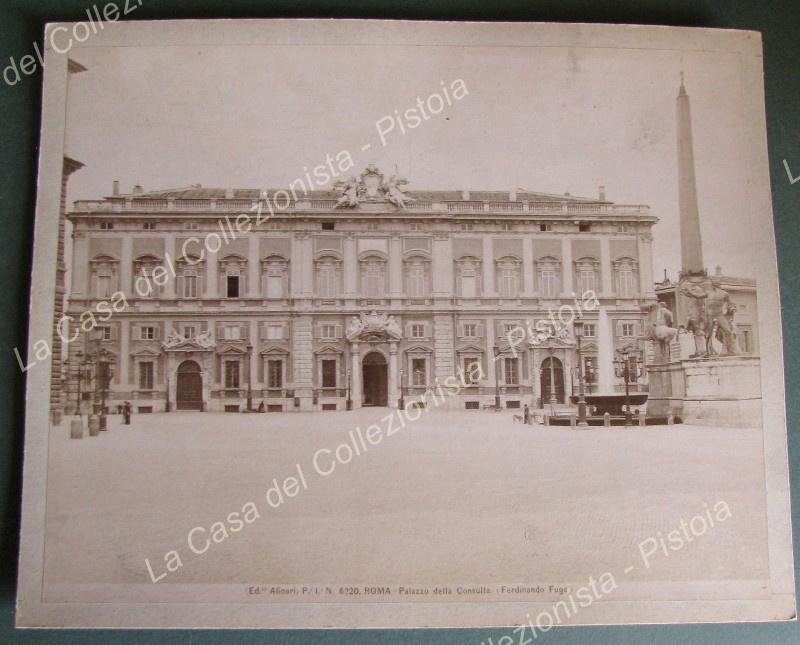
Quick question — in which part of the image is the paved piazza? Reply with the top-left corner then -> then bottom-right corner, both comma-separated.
44,411 -> 769,586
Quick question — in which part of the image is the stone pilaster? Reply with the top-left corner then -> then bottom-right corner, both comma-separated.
388,341 -> 399,408
433,315 -> 455,382
120,235 -> 133,297
204,247 -> 218,298
343,233 -> 358,296
482,236 -> 495,296
350,341 -> 362,409
522,236 -> 534,295
291,315 -> 314,409
561,238 -> 573,297
600,236 -> 612,297
431,233 -> 453,297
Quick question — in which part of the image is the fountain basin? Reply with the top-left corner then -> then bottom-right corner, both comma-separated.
569,394 -> 648,416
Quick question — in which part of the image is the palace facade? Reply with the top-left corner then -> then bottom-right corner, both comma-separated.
63,166 -> 657,413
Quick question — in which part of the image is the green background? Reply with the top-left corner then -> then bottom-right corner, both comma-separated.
1,1 -> 798,642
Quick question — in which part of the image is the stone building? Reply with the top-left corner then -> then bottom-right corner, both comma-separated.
63,165 -> 657,413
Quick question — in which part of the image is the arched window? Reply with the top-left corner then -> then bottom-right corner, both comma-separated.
574,256 -> 599,295
219,254 -> 247,299
133,254 -> 163,299
262,255 -> 289,299
89,255 -> 118,299
496,256 -> 521,298
455,256 -> 482,298
176,255 -> 204,299
614,257 -> 639,298
360,255 -> 386,298
536,256 -> 561,298
404,255 -> 431,298
315,255 -> 341,298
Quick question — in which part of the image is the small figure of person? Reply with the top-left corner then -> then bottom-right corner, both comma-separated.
257,400 -> 265,413
122,401 -> 131,425
523,404 -> 530,425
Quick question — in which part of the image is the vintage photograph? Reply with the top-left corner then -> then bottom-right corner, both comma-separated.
16,20 -> 794,629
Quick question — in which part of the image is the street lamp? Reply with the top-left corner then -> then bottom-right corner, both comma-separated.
245,342 -> 253,412
585,357 -> 595,394
90,329 -> 112,430
492,345 -> 501,411
346,368 -> 353,410
94,348 -> 113,430
398,368 -> 405,410
573,320 -> 588,426
614,347 -> 643,426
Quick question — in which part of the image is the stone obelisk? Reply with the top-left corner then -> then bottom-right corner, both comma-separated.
676,74 -> 704,275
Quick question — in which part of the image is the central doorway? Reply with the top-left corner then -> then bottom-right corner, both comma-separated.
362,351 -> 388,406
540,356 -> 565,404
176,360 -> 203,410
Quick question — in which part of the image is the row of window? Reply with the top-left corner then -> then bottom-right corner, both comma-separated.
89,254 -> 640,300
97,319 -> 649,345
130,351 -> 634,394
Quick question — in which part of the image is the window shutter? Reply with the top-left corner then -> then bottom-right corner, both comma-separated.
335,324 -> 342,339
154,325 -> 161,340
476,322 -> 484,337
240,324 -> 248,340
615,320 -> 623,337
216,322 -> 224,339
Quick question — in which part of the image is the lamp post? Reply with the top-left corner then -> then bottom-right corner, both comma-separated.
614,348 -> 643,426
492,345 -> 501,411
97,348 -> 113,430
245,342 -> 253,412
398,368 -> 405,411
573,320 -> 588,426
90,329 -> 112,430
585,357 -> 595,394
346,368 -> 352,410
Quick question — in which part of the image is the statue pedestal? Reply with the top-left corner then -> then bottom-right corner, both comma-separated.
648,355 -> 761,428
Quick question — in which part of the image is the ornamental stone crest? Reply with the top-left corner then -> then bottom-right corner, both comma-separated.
162,329 -> 216,351
334,164 -> 415,209
346,311 -> 402,341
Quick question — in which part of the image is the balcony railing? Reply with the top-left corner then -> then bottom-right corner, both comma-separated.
72,197 -> 651,217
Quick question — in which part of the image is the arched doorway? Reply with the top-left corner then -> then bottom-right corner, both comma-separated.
176,360 -> 203,410
362,351 -> 388,406
540,356 -> 565,404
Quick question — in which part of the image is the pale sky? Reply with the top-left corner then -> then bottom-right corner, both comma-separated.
64,42 -> 755,277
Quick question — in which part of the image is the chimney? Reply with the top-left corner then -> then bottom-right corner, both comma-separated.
564,192 -> 571,197
112,180 -> 120,196
715,264 -> 722,276
225,188 -> 234,199
461,190 -> 470,201
510,187 -> 517,202
132,184 -> 143,195
599,185 -> 606,201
